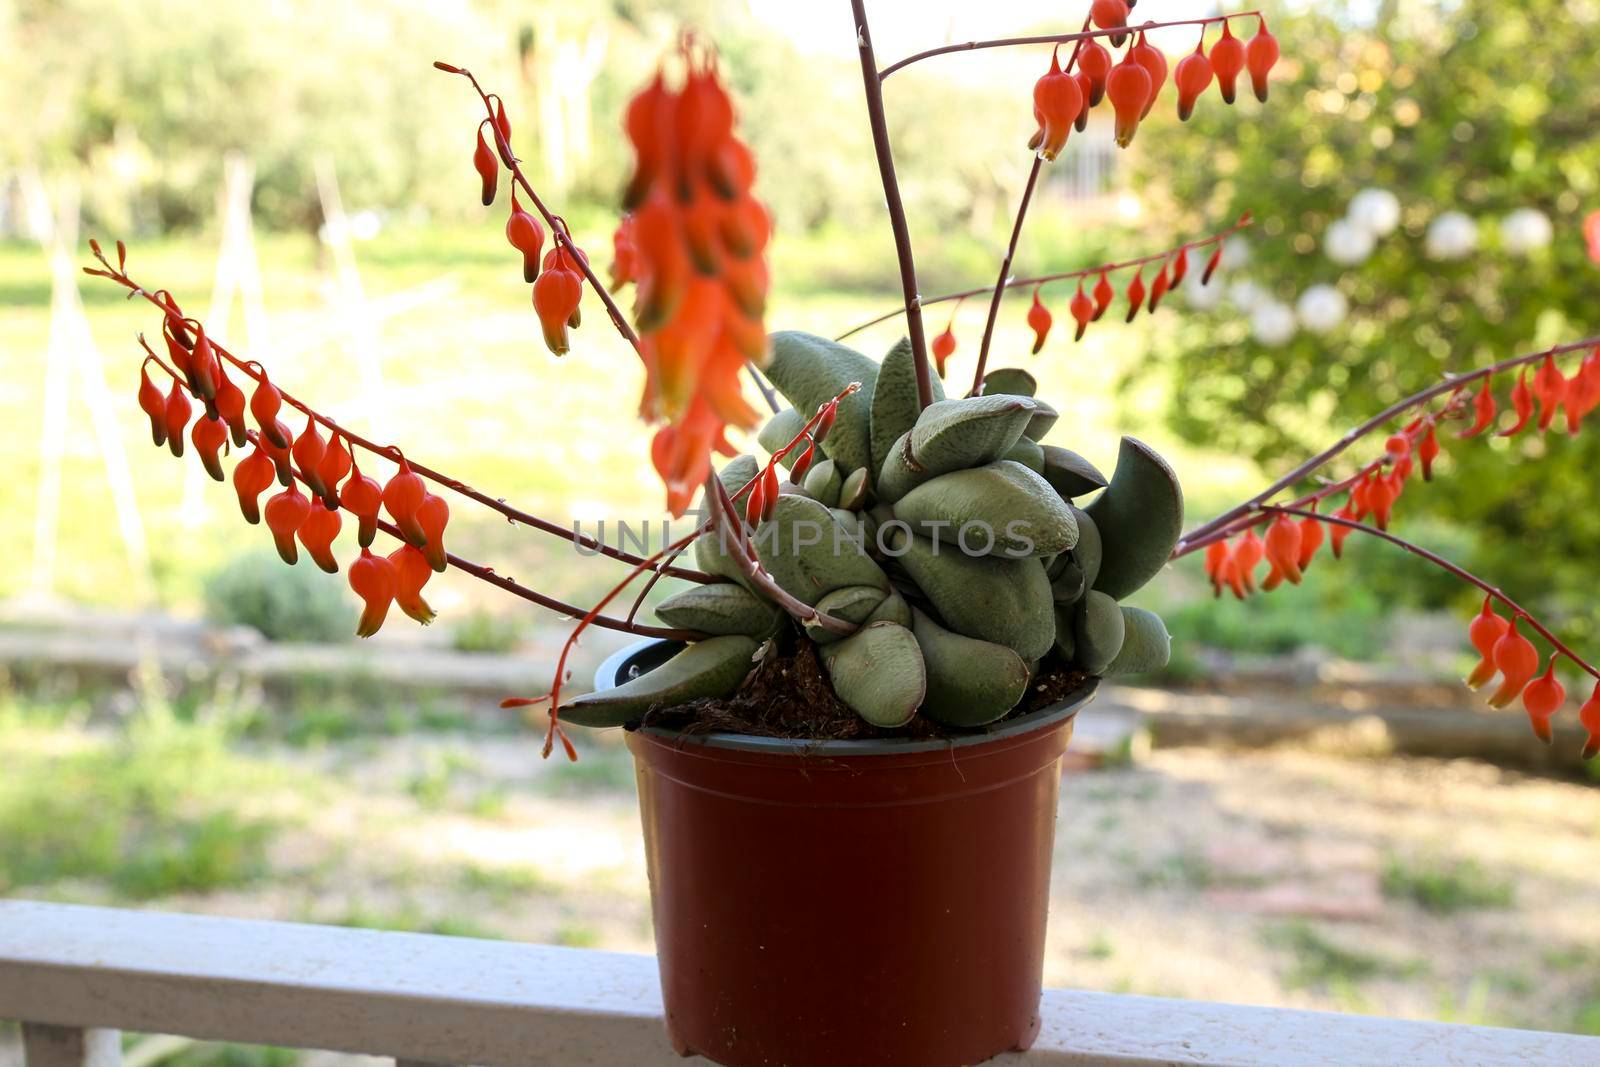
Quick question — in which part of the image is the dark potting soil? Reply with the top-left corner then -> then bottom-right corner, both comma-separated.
636,632 -> 1091,742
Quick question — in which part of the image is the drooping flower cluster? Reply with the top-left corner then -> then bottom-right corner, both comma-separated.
109,252 -> 450,641
1197,343 -> 1600,753
1028,16 -> 1278,157
612,45 -> 773,516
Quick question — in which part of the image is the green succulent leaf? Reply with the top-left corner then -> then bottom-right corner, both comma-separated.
1103,606 -> 1172,676
1001,434 -> 1046,472
757,494 -> 889,606
980,367 -> 1037,397
911,608 -> 1030,727
877,393 -> 1039,502
1039,446 -> 1108,499
887,529 -> 1055,661
1073,590 -> 1126,674
802,457 -> 843,506
892,460 -> 1077,557
561,635 -> 760,727
758,408 -> 809,468
804,584 -> 890,645
656,581 -> 781,637
870,337 -> 947,474
765,331 -> 878,474
822,621 -> 926,727
1083,437 -> 1184,599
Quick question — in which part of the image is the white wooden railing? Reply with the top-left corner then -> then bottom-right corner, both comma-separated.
3,901 -> 1597,1067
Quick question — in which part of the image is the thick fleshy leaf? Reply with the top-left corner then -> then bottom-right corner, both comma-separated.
804,584 -> 890,645
911,608 -> 1030,727
757,407 -> 809,468
1083,437 -> 1183,599
756,494 -> 889,606
764,331 -> 878,473
1073,590 -> 1126,674
870,337 -> 947,475
1040,446 -> 1108,499
822,621 -> 925,728
886,528 -> 1055,661
656,581 -> 782,637
561,635 -> 760,727
878,394 -> 1039,502
893,460 -> 1077,558
1103,606 -> 1172,676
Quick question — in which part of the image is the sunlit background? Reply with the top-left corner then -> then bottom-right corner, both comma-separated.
3,0 -> 1600,1057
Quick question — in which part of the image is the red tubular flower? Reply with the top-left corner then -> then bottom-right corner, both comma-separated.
932,322 -> 957,378
1130,32 -> 1168,120
610,213 -> 641,289
1147,260 -> 1171,312
1028,286 -> 1052,354
1466,597 -> 1510,689
1234,528 -> 1265,593
1522,657 -> 1565,743
1458,381 -> 1497,438
533,264 -> 584,356
390,544 -> 437,625
1210,21 -> 1246,104
1170,247 -> 1189,287
1533,354 -> 1567,432
383,459 -> 428,546
1297,508 -> 1324,570
297,503 -> 342,575
164,381 -> 192,459
815,400 -> 839,444
1205,539 -> 1230,598
264,483 -> 312,566
260,422 -> 295,485
623,50 -> 770,516
1201,244 -> 1225,285
291,414 -> 328,499
1419,422 -> 1441,480
1123,268 -> 1146,324
1368,473 -> 1397,530
416,493 -> 451,573
1173,40 -> 1214,122
1385,433 -> 1411,462
1498,370 -> 1533,437
138,364 -> 168,447
1488,619 -> 1539,709
233,444 -> 276,525
1091,269 -> 1115,321
745,471 -> 767,526
491,96 -> 513,164
1264,513 -> 1304,586
1106,54 -> 1153,149
339,455 -> 384,548
1078,39 -> 1112,106
1246,17 -> 1280,102
759,464 -> 780,522
1031,48 -> 1084,162
1579,681 -> 1600,760
188,325 -> 218,402
473,124 -> 498,207
191,415 -> 229,482
163,321 -> 192,378
1072,73 -> 1093,132
1329,503 -> 1357,558
213,363 -> 248,447
250,376 -> 290,447
789,439 -> 815,483
1090,0 -> 1130,46
349,547 -> 398,638
506,191 -> 547,284
1071,281 -> 1095,341
316,434 -> 351,509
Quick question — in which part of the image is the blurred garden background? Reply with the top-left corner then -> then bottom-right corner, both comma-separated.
3,0 -> 1600,1058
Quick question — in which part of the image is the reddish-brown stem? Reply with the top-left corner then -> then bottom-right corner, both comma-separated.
439,64 -> 642,353
92,251 -> 716,584
834,217 -> 1254,343
970,18 -> 1093,394
138,348 -> 703,642
1175,336 -> 1600,554
1264,505 -> 1599,682
747,361 -> 782,414
878,13 -> 1263,79
851,0 -> 935,412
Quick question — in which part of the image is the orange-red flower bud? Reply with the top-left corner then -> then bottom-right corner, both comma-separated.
1123,268 -> 1146,324
1418,422 -> 1440,480
416,493 -> 450,573
1106,55 -> 1153,148
1234,528 -> 1265,593
506,191 -> 546,284
1487,619 -> 1539,709
292,414 -> 328,499
1579,680 -> 1600,760
349,547 -> 398,638
1091,269 -> 1114,322
316,434 -> 352,509
192,415 -> 228,482
213,363 -> 248,447
1031,49 -> 1084,162
298,502 -> 342,574
932,322 -> 957,379
1533,353 -> 1567,432
474,125 -> 498,207
1078,39 -> 1112,105
138,363 -> 168,447
1498,370 -> 1533,437
1522,657 -> 1565,743
533,266 -> 584,356
251,377 -> 289,447
1071,281 -> 1095,342
390,543 -> 436,625
164,381 -> 192,459
233,444 -> 276,525
1027,286 -> 1052,354
1264,513 -> 1303,586
340,455 -> 384,548
1204,539 -> 1230,598
1459,381 -> 1497,438
1177,39 -> 1209,122
1201,244 -> 1224,285
1147,260 -> 1171,312
1245,18 -> 1280,102
1465,596 -> 1509,689
1210,21 -> 1246,104
264,483 -> 312,566
1130,32 -> 1168,120
1297,509 -> 1324,570
383,460 -> 429,547
1090,0 -> 1129,46
1170,247 -> 1190,287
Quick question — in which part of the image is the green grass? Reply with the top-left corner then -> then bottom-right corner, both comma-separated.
1381,853 -> 1516,914
1262,920 -> 1425,992
0,703 -> 283,898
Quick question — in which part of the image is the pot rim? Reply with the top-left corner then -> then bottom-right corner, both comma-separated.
594,637 -> 1097,757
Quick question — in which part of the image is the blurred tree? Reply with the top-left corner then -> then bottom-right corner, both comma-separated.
1137,0 -> 1600,631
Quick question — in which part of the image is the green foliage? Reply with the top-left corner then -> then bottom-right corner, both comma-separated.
1262,920 -> 1424,991
203,549 -> 352,643
448,610 -> 525,654
1138,0 -> 1600,628
0,706 -> 279,898
1382,852 -> 1515,913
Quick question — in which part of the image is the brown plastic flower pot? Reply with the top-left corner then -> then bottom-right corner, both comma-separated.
595,639 -> 1095,1067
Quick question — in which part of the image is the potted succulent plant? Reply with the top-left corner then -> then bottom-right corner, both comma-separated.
88,1 -> 1600,1064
